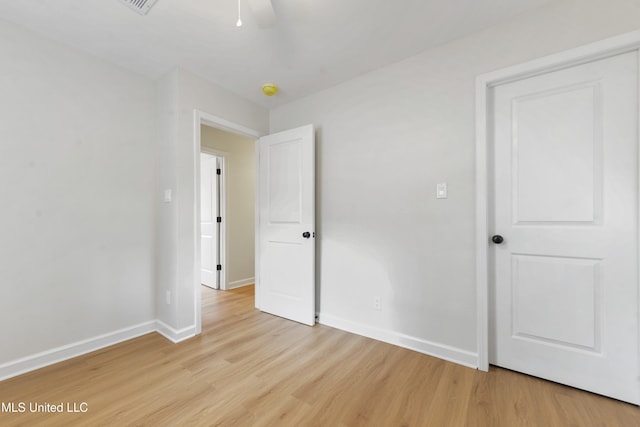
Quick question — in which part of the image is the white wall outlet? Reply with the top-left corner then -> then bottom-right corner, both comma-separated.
436,182 -> 448,199
373,295 -> 381,311
166,290 -> 171,305
164,189 -> 172,203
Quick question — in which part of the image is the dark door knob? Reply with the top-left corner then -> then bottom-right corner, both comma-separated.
492,235 -> 504,244
302,231 -> 311,239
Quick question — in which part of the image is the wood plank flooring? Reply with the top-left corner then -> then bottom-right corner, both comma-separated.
1,285 -> 638,426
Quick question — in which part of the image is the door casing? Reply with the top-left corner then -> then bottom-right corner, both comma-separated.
475,30 -> 640,372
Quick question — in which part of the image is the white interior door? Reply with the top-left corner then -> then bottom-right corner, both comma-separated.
201,153 -> 219,289
490,51 -> 639,404
258,124 -> 315,326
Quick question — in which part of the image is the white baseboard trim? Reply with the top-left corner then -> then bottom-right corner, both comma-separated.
0,314 -> 477,382
226,277 -> 255,290
155,320 -> 196,343
319,313 -> 478,369
0,321 -> 157,382
0,320 -> 200,382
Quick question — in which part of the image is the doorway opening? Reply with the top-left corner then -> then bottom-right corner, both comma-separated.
194,111 -> 261,335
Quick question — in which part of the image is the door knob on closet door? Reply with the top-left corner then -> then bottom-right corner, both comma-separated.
492,235 -> 504,244
302,231 -> 311,239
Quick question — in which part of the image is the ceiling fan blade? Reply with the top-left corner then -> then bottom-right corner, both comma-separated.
247,0 -> 276,29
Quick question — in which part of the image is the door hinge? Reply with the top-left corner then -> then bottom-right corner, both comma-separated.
217,217 -> 222,223
217,264 -> 222,271
216,168 -> 221,175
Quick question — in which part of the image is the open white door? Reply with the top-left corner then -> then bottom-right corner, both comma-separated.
258,124 -> 315,325
201,152 -> 219,289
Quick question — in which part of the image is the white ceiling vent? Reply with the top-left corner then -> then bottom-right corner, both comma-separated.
119,0 -> 159,15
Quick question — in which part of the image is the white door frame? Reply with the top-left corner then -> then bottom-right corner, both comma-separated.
193,110 -> 262,335
475,30 -> 640,371
200,149 -> 227,290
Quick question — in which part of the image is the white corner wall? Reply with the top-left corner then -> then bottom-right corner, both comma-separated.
270,0 -> 640,366
0,19 -> 156,373
201,126 -> 256,289
155,70 -> 180,329
155,69 -> 268,334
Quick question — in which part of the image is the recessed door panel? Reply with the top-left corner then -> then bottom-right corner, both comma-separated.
513,83 -> 602,224
268,140 -> 302,224
511,254 -> 600,351
266,241 -> 304,298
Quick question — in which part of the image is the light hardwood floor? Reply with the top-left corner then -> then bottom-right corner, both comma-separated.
1,285 -> 638,426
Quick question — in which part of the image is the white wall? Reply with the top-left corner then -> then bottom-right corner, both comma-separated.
0,19 -> 156,365
201,126 -> 255,289
155,70 -> 180,328
270,0 -> 640,364
0,19 -> 267,371
155,69 -> 268,333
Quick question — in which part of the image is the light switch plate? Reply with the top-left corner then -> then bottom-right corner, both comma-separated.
164,189 -> 172,203
436,183 -> 448,199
